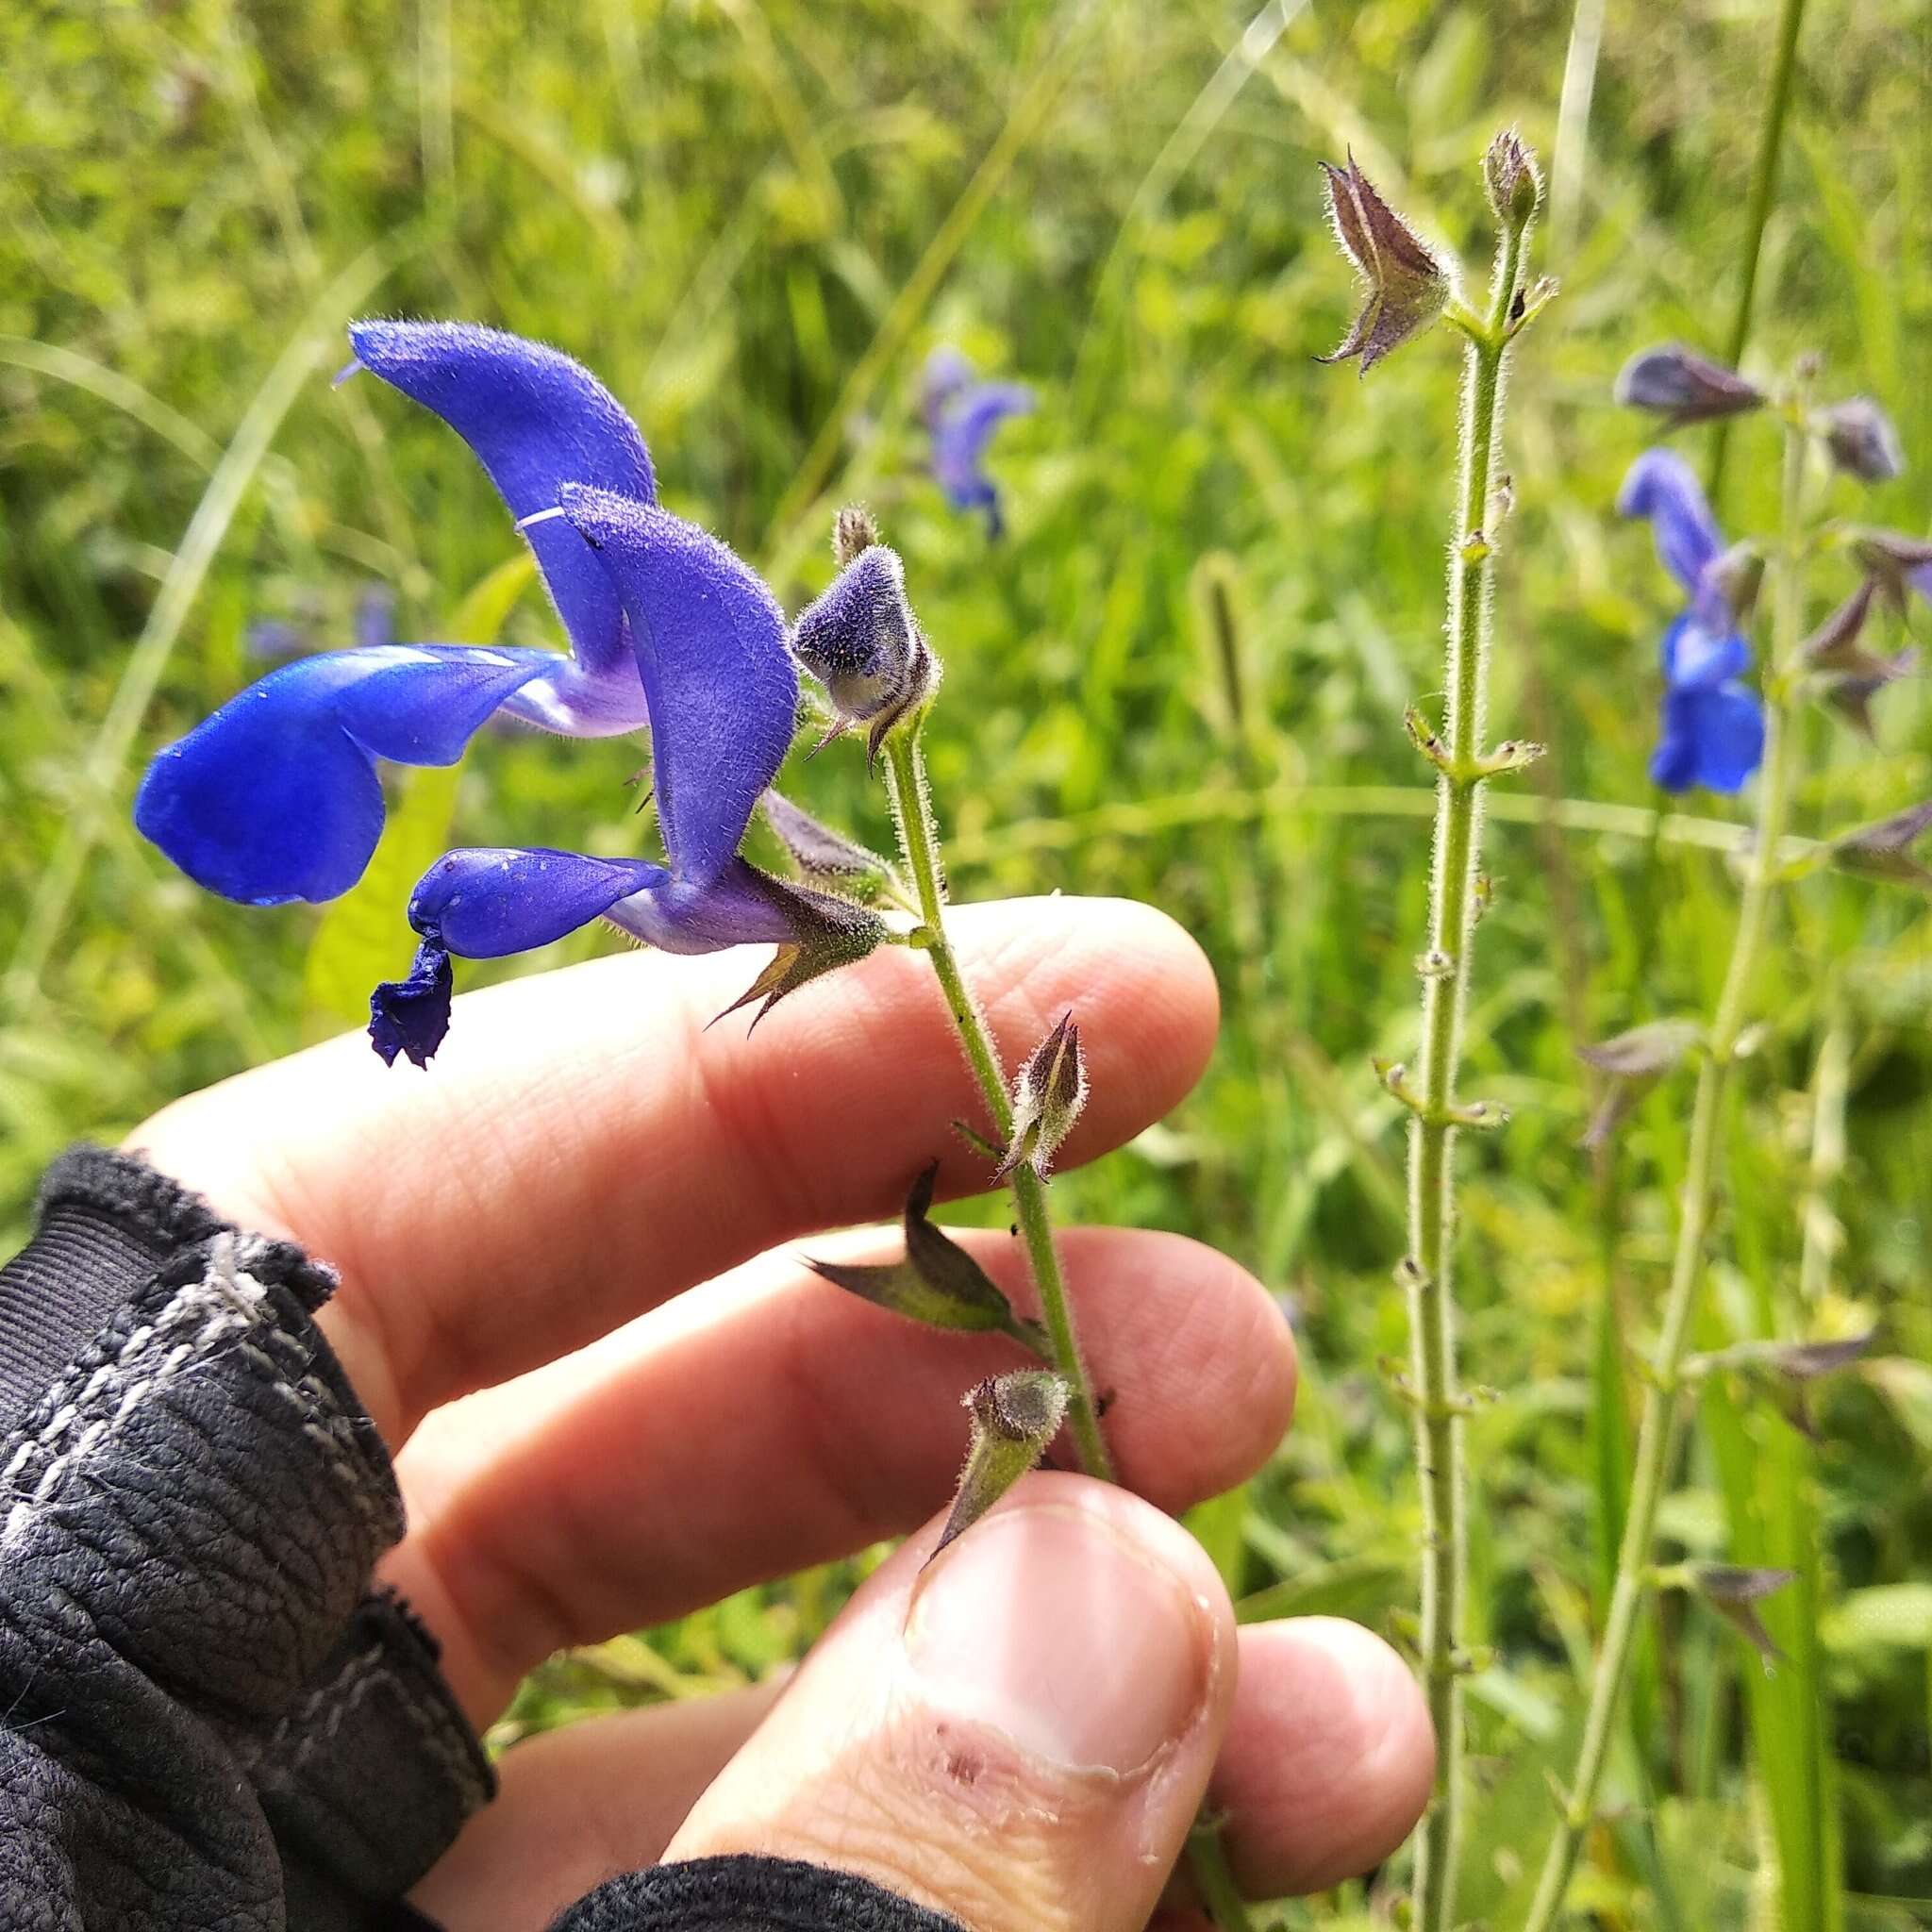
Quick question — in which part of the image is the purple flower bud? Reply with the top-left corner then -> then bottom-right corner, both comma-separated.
761,789 -> 904,905
791,541 -> 939,759
1317,153 -> 1453,377
1820,396 -> 1906,484
1482,129 -> 1542,230
995,1012 -> 1089,1181
1833,794 -> 1932,889
1613,345 -> 1764,424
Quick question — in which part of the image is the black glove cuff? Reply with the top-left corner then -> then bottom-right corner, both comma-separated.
549,1856 -> 968,1932
0,1145 -> 491,1929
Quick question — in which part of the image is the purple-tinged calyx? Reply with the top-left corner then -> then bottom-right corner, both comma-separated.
1316,153 -> 1452,377
994,1011 -> 1088,1181
1614,345 -> 1763,425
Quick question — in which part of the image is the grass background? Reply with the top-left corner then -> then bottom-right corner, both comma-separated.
2,0 -> 1928,1924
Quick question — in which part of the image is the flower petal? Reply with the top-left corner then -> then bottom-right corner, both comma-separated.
559,487 -> 796,886
407,847 -> 671,958
602,854 -> 829,955
1619,447 -> 1724,598
933,383 -> 1034,508
370,938 -> 454,1068
1660,611 -> 1751,690
348,321 -> 657,683
1651,681 -> 1764,794
135,645 -> 571,905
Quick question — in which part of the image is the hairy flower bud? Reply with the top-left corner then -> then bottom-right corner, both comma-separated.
1613,344 -> 1764,425
1820,396 -> 1906,484
995,1012 -> 1089,1181
934,1370 -> 1070,1557
791,539 -> 940,761
833,503 -> 880,568
1317,153 -> 1452,376
1482,129 -> 1542,230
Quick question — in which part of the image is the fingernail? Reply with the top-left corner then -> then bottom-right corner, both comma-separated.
905,1499 -> 1212,1774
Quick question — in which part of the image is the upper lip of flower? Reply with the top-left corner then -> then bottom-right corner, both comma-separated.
136,321 -> 878,1062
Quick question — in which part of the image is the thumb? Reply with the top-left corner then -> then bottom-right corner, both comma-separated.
663,1472 -> 1236,1932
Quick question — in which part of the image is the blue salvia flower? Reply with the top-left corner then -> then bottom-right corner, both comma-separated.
137,322 -> 879,1066
921,346 -> 1034,538
1618,448 -> 1767,794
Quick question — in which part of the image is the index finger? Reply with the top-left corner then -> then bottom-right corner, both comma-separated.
129,896 -> 1217,1446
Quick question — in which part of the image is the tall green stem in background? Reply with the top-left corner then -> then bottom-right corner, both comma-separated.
1707,0 -> 1807,497
1405,194 -> 1537,1932
1524,414 -> 1810,1932
883,729 -> 1115,1482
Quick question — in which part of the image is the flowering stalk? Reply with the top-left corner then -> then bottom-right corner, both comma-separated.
881,726 -> 1115,1482
1398,162 -> 1542,1932
1523,407 -> 1810,1932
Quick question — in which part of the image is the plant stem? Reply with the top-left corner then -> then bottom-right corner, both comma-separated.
882,728 -> 1115,1483
1405,209 -> 1528,1932
886,725 -> 1250,1924
1707,0 -> 1807,498
1524,412 -> 1809,1932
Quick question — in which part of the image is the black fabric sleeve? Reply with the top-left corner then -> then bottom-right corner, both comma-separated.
548,1857 -> 965,1932
0,1146 -> 491,1930
0,1148 -> 968,1932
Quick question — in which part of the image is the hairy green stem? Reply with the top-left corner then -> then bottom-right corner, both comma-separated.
1524,413 -> 1809,1932
1405,211 -> 1529,1932
882,729 -> 1115,1483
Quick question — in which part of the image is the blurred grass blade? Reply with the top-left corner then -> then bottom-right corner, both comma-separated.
0,337 -> 220,471
300,551 -> 537,1037
2,236 -> 408,1021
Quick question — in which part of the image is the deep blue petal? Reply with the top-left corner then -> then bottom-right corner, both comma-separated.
135,644 -> 574,905
1687,682 -> 1767,792
369,938 -> 453,1068
408,847 -> 671,958
560,488 -> 795,887
349,322 -> 657,682
1910,562 -> 1932,607
1650,681 -> 1764,794
1659,611 -> 1751,690
1619,448 -> 1724,597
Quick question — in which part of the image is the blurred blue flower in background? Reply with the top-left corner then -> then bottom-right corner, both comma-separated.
921,346 -> 1034,538
1618,447 -> 1766,794
137,322 -> 878,1066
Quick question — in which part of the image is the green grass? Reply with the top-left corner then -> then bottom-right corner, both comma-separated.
2,1 -> 1927,1923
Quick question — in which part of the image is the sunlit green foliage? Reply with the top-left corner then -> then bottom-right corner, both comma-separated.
0,1 -> 1925,1923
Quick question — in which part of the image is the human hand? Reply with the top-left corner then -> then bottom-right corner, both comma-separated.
134,897 -> 1431,1932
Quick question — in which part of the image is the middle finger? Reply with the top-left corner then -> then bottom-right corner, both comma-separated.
384,1223 -> 1295,1722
